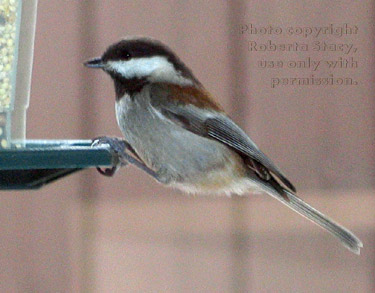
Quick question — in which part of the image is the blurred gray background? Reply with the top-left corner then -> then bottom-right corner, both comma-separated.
1,0 -> 374,292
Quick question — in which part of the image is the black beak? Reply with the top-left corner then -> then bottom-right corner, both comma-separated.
84,57 -> 105,68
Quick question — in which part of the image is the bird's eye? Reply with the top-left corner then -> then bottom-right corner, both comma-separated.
122,51 -> 131,60
114,49 -> 132,61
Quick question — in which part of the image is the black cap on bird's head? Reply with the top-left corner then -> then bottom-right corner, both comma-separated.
84,36 -> 200,86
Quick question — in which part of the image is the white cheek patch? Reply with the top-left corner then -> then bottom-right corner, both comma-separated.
108,56 -> 193,85
108,56 -> 171,78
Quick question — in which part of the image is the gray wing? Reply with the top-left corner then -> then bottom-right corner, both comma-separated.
204,115 -> 296,192
151,95 -> 295,193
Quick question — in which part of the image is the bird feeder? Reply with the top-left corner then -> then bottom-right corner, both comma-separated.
0,0 -> 114,189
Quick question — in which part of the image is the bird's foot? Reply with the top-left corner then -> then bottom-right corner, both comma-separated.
91,136 -> 130,176
91,136 -> 160,181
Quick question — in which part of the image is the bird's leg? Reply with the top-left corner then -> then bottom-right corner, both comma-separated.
91,136 -> 160,180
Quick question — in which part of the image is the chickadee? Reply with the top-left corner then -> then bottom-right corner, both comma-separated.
85,36 -> 362,254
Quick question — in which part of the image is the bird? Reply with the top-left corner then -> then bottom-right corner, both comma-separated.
85,36 -> 363,254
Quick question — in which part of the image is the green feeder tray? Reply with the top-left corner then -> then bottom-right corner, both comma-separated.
0,139 -> 115,189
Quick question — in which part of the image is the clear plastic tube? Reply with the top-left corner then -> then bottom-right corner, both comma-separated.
0,0 -> 37,148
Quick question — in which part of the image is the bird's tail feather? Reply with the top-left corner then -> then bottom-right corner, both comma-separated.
257,178 -> 363,255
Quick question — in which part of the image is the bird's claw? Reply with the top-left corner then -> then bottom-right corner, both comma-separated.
96,165 -> 119,177
91,136 -> 130,176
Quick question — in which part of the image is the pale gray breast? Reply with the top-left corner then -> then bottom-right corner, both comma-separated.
115,89 -> 236,181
